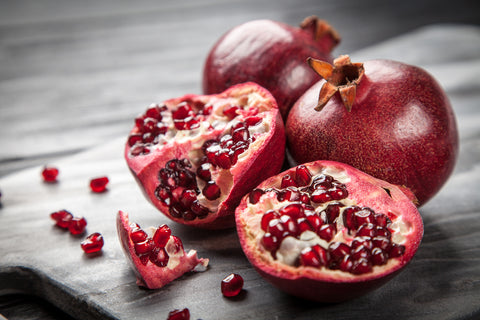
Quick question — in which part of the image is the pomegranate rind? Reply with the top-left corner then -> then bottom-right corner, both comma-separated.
286,58 -> 458,206
116,211 -> 209,289
235,160 -> 423,302
125,82 -> 285,229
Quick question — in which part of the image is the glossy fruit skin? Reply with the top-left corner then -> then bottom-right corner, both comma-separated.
235,160 -> 423,302
203,17 -> 339,120
125,82 -> 285,229
286,59 -> 458,206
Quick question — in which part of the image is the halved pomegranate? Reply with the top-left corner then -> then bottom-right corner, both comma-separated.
125,82 -> 285,229
116,211 -> 208,289
235,160 -> 423,302
203,16 -> 340,120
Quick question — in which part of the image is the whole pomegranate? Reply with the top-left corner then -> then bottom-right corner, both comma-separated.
286,55 -> 458,205
125,82 -> 285,229
235,160 -> 423,302
203,16 -> 340,120
116,211 -> 208,289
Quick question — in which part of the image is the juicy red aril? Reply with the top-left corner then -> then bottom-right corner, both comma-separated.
130,226 -> 149,243
69,217 -> 87,235
152,224 -> 171,247
221,273 -> 244,297
149,247 -> 169,267
90,176 -> 109,193
256,166 -> 406,275
134,239 -> 154,256
42,166 -> 59,182
167,308 -> 190,320
223,104 -> 240,119
202,181 -> 221,200
81,233 -> 104,254
50,209 -> 73,229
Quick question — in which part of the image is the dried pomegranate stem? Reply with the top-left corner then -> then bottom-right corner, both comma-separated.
300,16 -> 341,52
307,55 -> 364,112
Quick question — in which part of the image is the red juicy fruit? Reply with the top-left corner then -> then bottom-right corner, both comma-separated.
286,55 -> 458,206
221,273 -> 244,297
42,166 -> 59,183
81,233 -> 104,254
235,160 -> 423,302
203,16 -> 340,120
90,176 -> 109,193
116,211 -> 209,289
124,82 -> 285,229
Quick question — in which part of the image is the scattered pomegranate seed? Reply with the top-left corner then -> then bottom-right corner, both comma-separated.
90,176 -> 109,193
167,308 -> 190,320
221,273 -> 244,297
81,232 -> 104,254
50,209 -> 73,229
42,166 -> 59,183
69,217 -> 87,235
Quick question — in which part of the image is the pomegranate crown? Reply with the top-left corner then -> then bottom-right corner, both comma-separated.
308,55 -> 364,112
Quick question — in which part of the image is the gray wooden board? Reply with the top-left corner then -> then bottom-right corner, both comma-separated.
1,12 -> 480,320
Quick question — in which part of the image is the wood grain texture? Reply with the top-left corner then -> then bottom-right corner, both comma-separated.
0,0 -> 480,319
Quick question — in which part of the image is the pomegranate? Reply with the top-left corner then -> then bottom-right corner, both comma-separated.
116,210 -> 209,289
42,166 -> 59,183
81,232 -> 104,254
125,82 -> 285,229
235,160 -> 423,302
286,55 -> 458,205
167,308 -> 190,320
203,16 -> 340,120
221,273 -> 244,297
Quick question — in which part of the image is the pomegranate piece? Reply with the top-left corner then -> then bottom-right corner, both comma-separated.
125,82 -> 285,229
286,55 -> 458,206
116,211 -> 209,289
203,16 -> 340,120
90,176 -> 109,193
167,308 -> 190,320
221,273 -> 244,297
235,160 -> 423,302
42,166 -> 59,182
81,232 -> 104,254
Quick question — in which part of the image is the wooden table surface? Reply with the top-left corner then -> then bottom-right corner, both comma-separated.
1,0 -> 480,319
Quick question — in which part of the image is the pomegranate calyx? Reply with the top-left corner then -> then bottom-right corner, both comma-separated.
300,16 -> 340,51
308,55 -> 364,112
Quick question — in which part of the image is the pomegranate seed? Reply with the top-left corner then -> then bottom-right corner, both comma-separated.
353,208 -> 376,227
267,219 -> 286,239
375,213 -> 391,227
145,104 -> 163,120
372,236 -> 392,251
324,203 -> 343,223
196,163 -> 211,181
167,308 -> 190,320
130,228 -> 148,243
329,242 -> 351,263
351,237 -> 373,251
249,188 -> 264,204
134,239 -> 154,256
389,244 -> 406,258
261,210 -> 278,231
262,233 -> 279,252
295,165 -> 312,186
172,103 -> 193,120
279,215 -> 299,237
128,133 -> 143,146
152,224 -> 171,247
281,174 -> 297,188
300,247 -> 321,267
317,224 -> 336,241
351,245 -> 371,261
180,189 -> 198,208
42,166 -> 59,183
343,206 -> 361,231
69,216 -> 87,235
278,203 -> 304,220
90,176 -> 109,193
215,150 -> 232,169
339,255 -> 354,272
245,116 -> 262,126
306,214 -> 323,232
310,189 -> 331,203
202,181 -> 221,200
191,200 -> 209,218
223,104 -> 239,119
371,247 -> 388,265
311,244 -> 329,266
221,273 -> 244,297
81,232 -> 104,254
50,209 -> 73,229
149,247 -> 169,267
351,258 -> 372,275
356,223 -> 377,237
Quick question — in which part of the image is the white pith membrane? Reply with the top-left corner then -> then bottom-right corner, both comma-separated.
127,88 -> 273,222
244,166 -> 412,278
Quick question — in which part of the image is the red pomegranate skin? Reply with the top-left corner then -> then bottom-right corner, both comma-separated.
235,160 -> 423,302
286,59 -> 458,206
203,17 -> 339,120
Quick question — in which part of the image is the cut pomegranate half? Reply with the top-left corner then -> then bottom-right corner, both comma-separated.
124,82 -> 285,229
116,211 -> 209,289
